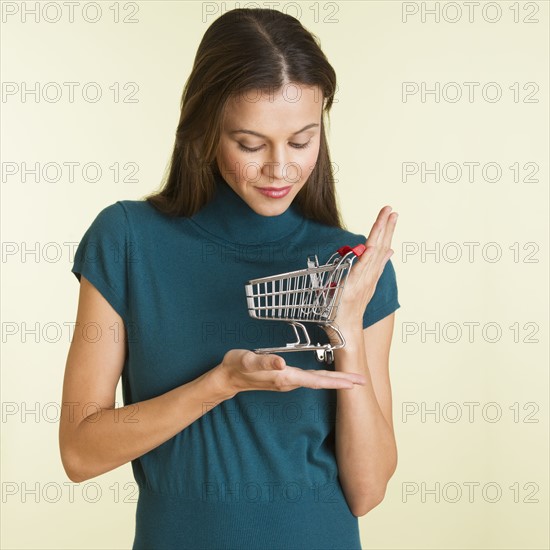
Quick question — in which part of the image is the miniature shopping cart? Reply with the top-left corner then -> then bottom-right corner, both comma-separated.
245,243 -> 366,364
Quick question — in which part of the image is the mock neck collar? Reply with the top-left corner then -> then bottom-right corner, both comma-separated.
189,171 -> 305,245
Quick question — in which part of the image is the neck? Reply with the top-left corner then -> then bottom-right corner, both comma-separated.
189,172 -> 305,245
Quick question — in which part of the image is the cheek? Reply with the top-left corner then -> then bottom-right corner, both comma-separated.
218,142 -> 246,183
219,144 -> 242,182
300,145 -> 320,180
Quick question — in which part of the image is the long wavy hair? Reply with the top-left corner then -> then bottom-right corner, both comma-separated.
145,7 -> 345,229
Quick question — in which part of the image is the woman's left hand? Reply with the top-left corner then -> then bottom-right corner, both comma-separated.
324,205 -> 398,344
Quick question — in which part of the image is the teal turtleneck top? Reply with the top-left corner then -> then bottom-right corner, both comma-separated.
71,172 -> 400,549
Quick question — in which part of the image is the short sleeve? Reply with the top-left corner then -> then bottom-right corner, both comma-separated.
363,257 -> 400,329
71,202 -> 130,324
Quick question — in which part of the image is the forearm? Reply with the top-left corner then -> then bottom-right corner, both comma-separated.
332,327 -> 397,514
64,365 -> 233,483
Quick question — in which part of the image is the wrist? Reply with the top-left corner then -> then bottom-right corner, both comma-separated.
206,363 -> 238,401
335,327 -> 365,355
325,322 -> 363,346
334,339 -> 362,357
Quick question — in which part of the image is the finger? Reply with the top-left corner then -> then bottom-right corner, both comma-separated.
256,353 -> 286,370
380,212 -> 398,251
382,248 -> 394,269
374,208 -> 396,250
352,245 -> 382,286
354,244 -> 377,274
356,213 -> 393,274
365,205 -> 393,247
365,210 -> 398,270
269,355 -> 286,370
299,371 -> 365,388
298,372 -> 355,390
305,369 -> 366,385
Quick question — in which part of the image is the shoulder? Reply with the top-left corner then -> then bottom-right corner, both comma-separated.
114,199 -> 151,219
115,199 -> 177,225
76,200 -> 156,246
89,200 -> 170,235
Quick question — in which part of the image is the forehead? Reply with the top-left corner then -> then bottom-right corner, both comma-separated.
223,85 -> 323,132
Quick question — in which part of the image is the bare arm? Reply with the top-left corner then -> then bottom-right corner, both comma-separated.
59,275 -> 235,483
60,276 -> 367,484
334,315 -> 398,517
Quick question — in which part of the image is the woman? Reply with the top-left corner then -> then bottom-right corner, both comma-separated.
59,8 -> 400,549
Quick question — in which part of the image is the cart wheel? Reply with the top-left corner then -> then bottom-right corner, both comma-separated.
315,348 -> 325,363
324,349 -> 334,365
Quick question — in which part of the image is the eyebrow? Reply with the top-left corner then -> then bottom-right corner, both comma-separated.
228,123 -> 319,139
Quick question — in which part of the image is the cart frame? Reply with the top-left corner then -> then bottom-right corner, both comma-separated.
245,243 -> 366,364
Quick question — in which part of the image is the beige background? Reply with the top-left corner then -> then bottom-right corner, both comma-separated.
2,1 -> 548,548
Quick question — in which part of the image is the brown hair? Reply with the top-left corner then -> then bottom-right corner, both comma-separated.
145,8 -> 345,229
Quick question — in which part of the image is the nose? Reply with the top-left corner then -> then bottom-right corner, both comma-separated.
262,146 -> 296,185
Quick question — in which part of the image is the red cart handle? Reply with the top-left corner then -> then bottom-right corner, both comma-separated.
337,243 -> 366,257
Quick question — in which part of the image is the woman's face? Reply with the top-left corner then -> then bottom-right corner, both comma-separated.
216,84 -> 323,216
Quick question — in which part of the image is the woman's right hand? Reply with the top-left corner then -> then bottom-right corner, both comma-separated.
216,349 -> 366,397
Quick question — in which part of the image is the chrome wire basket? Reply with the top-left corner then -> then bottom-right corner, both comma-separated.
245,244 -> 365,364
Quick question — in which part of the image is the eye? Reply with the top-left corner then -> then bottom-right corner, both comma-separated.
290,140 -> 312,150
238,144 -> 262,153
237,140 -> 312,154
